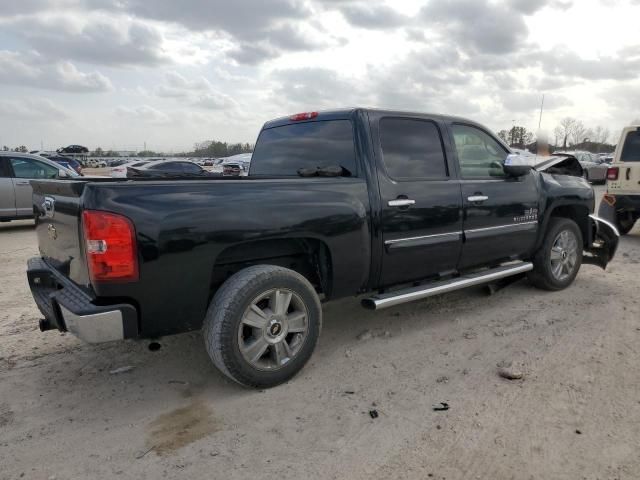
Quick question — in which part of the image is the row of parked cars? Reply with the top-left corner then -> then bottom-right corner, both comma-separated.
108,153 -> 253,178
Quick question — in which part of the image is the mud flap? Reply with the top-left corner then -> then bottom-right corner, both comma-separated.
583,214 -> 620,269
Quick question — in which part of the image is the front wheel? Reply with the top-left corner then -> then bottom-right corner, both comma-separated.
528,217 -> 583,291
203,265 -> 322,388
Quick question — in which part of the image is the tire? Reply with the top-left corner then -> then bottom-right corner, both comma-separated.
528,217 -> 583,291
616,211 -> 637,235
203,265 -> 322,388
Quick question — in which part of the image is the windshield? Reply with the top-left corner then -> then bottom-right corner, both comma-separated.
620,129 -> 640,162
250,120 -> 356,176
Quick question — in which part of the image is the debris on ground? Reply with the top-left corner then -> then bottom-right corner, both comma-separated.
357,330 -> 373,341
497,367 -> 524,380
432,402 -> 449,411
109,366 -> 135,375
369,409 -> 379,419
463,331 -> 477,340
436,375 -> 449,384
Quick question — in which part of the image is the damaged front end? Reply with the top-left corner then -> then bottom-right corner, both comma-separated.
583,214 -> 620,269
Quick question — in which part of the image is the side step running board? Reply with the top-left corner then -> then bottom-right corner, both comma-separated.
361,262 -> 533,310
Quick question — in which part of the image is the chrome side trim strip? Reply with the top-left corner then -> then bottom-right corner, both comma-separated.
465,221 -> 538,234
362,262 -> 533,310
384,231 -> 462,246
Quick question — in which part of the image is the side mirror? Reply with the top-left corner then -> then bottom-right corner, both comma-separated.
503,153 -> 533,177
58,169 -> 69,178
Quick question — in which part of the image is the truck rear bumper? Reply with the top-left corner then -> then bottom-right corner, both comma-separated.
26,257 -> 138,343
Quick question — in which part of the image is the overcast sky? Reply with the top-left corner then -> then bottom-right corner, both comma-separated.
1,0 -> 639,152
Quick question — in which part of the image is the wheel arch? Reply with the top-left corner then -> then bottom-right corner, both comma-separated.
210,237 -> 334,300
537,203 -> 592,250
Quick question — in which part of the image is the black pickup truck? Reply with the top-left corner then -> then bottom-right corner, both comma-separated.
27,108 -> 619,388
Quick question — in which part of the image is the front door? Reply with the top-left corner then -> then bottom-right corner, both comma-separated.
372,114 -> 463,287
8,157 -> 60,216
448,123 -> 540,269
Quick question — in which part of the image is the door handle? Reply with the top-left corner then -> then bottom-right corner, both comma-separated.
467,195 -> 488,202
15,181 -> 30,186
627,168 -> 631,181
388,199 -> 416,207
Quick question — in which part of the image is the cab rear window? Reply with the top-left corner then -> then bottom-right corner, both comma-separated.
621,130 -> 640,162
250,120 -> 356,176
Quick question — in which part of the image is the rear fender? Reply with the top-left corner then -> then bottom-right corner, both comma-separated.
583,214 -> 619,269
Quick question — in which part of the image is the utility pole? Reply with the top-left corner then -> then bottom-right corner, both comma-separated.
538,94 -> 545,130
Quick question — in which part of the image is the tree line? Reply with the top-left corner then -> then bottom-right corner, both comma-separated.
497,117 -> 616,154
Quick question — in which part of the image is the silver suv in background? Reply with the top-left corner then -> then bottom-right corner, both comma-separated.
0,152 -> 78,222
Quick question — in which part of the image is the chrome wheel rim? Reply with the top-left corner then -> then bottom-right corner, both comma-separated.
237,288 -> 309,371
550,229 -> 578,281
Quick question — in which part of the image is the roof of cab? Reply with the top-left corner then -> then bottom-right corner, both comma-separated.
261,107 -> 479,130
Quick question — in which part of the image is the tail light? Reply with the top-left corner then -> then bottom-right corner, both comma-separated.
607,167 -> 619,180
290,112 -> 318,121
82,210 -> 138,282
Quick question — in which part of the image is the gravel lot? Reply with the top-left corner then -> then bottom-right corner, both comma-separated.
1,186 -> 639,480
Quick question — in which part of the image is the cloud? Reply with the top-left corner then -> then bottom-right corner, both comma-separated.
531,49 -> 640,80
0,50 -> 113,92
498,91 -> 571,113
0,97 -> 69,121
115,105 -> 171,124
3,15 -> 167,66
338,3 -> 409,29
156,71 -> 212,98
420,0 -> 528,55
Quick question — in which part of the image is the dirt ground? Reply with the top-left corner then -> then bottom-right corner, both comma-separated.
1,186 -> 639,480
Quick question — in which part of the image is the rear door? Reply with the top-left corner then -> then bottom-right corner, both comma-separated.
0,158 -> 17,219
448,123 -> 540,270
8,157 -> 60,216
371,114 -> 463,287
610,127 -> 640,194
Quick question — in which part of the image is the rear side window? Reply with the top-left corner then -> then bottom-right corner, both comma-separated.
621,130 -> 640,162
379,118 -> 448,179
250,120 -> 356,176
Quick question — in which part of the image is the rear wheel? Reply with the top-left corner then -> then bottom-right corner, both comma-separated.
616,211 -> 637,235
528,217 -> 583,291
203,265 -> 322,388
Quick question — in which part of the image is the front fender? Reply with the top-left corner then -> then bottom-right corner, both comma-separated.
583,214 -> 620,269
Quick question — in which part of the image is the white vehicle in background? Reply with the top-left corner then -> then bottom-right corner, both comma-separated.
221,153 -> 252,176
599,125 -> 640,235
86,159 -> 107,168
110,160 -> 151,177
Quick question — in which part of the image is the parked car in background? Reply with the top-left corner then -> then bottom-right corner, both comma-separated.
41,155 -> 83,175
57,145 -> 89,155
598,125 -> 640,235
221,153 -> 252,176
126,159 -> 209,177
110,160 -> 151,178
86,159 -> 108,168
0,152 -> 77,222
553,151 -> 607,184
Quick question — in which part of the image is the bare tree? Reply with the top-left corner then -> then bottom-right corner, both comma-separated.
553,126 -> 563,148
558,117 -> 576,149
591,126 -> 610,152
570,120 -> 587,148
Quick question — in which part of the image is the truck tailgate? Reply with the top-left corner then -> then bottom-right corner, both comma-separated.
31,179 -> 91,289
